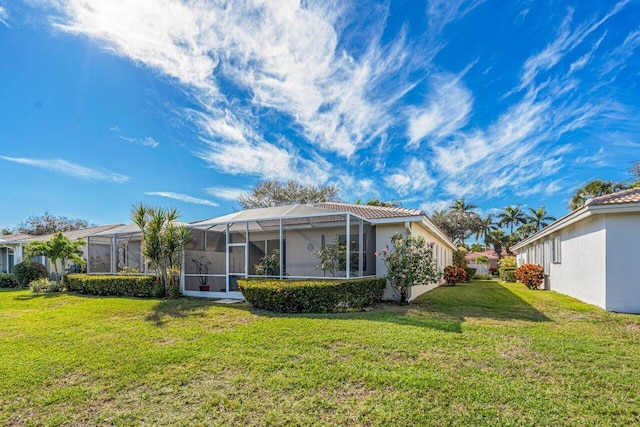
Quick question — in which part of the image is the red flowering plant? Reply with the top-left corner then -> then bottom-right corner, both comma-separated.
375,233 -> 441,303
443,265 -> 466,286
515,264 -> 545,289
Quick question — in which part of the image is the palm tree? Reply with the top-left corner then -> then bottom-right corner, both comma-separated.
475,214 -> 497,248
527,206 -> 556,231
25,232 -> 85,283
497,205 -> 527,233
569,180 -> 626,211
450,199 -> 477,213
485,229 -> 509,259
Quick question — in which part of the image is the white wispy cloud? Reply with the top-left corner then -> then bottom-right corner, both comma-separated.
407,72 -> 473,146
205,186 -> 246,201
0,155 -> 129,183
384,158 -> 436,197
517,0 -> 630,91
145,191 -> 219,207
119,135 -> 159,148
0,5 -> 10,27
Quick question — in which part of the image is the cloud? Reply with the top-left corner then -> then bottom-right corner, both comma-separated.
145,191 -> 219,207
384,158 -> 436,196
205,186 -> 246,201
0,155 -> 129,183
119,135 -> 159,148
407,73 -> 473,146
517,0 -> 630,91
0,5 -> 10,27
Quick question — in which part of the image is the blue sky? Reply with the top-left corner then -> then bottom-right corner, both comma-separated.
1,0 -> 639,230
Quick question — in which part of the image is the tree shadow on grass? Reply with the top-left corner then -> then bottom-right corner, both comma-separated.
233,281 -> 551,334
13,291 -> 65,300
145,297 -> 252,327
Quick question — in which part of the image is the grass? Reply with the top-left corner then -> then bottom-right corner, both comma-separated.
1,281 -> 639,426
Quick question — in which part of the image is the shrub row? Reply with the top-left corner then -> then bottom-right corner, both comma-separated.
0,273 -> 18,288
66,274 -> 163,298
238,277 -> 386,313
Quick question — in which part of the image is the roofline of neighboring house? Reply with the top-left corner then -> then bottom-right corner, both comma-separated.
512,201 -> 640,251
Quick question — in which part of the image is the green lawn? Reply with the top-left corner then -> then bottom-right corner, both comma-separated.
1,282 -> 639,426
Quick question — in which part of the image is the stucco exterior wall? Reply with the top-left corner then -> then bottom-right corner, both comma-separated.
604,213 -> 640,313
518,215 -> 607,309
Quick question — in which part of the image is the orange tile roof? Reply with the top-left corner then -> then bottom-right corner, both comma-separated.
587,187 -> 640,206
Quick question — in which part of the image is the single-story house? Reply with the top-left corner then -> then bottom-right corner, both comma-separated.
465,251 -> 499,273
0,225 -> 122,276
86,203 -> 456,301
512,188 -> 640,314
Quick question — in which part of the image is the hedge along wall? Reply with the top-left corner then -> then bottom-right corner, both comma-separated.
238,277 -> 386,313
66,274 -> 160,297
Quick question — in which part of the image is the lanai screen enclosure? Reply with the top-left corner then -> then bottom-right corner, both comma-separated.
87,205 -> 376,299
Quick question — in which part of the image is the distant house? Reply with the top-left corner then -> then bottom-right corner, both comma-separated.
87,203 -> 456,301
0,225 -> 122,275
512,188 -> 640,314
465,251 -> 499,273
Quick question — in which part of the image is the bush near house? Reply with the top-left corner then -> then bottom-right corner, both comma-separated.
515,264 -> 545,290
0,273 -> 18,288
443,265 -> 466,286
66,274 -> 161,298
463,267 -> 476,282
30,278 -> 62,293
12,261 -> 49,287
238,278 -> 386,313
498,256 -> 517,282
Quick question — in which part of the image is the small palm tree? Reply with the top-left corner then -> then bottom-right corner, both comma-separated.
475,214 -> 497,248
485,229 -> 509,259
25,232 -> 85,283
450,199 -> 477,213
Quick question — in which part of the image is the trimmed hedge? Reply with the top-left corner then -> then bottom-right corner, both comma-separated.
66,274 -> 163,298
238,277 -> 386,313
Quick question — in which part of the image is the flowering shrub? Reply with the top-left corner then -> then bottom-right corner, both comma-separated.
375,233 -> 441,302
443,265 -> 466,286
515,264 -> 545,289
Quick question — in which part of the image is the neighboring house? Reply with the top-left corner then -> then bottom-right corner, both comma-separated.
86,203 -> 456,301
0,225 -> 122,276
512,188 -> 640,314
465,251 -> 499,274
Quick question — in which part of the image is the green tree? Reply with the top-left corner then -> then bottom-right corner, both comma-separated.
25,232 -> 85,283
354,199 -> 401,208
486,229 -> 509,259
17,212 -> 90,235
475,214 -> 497,247
430,202 -> 483,246
0,228 -> 11,236
497,205 -> 527,233
238,180 -> 340,209
469,242 -> 484,252
526,206 -> 556,231
131,203 -> 190,295
569,180 -> 626,211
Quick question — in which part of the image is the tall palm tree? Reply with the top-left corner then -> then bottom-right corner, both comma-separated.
497,205 -> 527,233
527,206 -> 556,231
485,229 -> 509,259
475,214 -> 497,248
450,199 -> 477,213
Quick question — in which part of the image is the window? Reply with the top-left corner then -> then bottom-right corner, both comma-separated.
552,237 -> 561,264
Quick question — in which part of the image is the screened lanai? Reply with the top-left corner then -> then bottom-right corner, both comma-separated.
184,205 -> 376,298
87,224 -> 146,274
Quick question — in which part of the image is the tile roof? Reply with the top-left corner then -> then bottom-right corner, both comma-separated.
0,224 -> 122,244
587,187 -> 640,206
312,202 -> 424,219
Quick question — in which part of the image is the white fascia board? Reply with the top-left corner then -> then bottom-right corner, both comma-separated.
588,203 -> 640,214
368,216 -> 424,225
